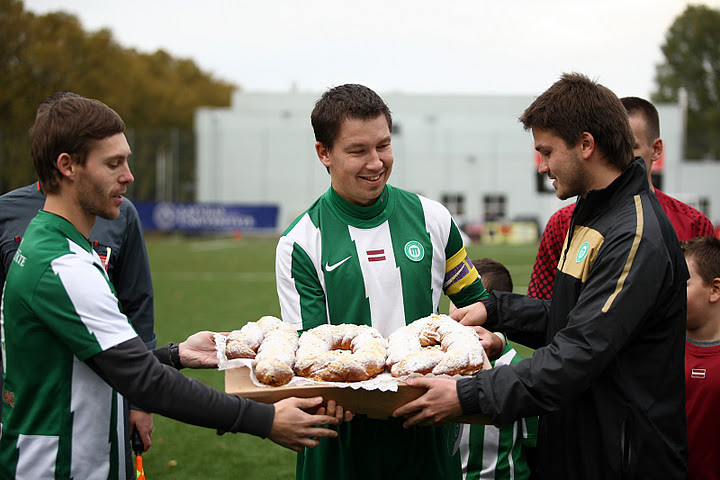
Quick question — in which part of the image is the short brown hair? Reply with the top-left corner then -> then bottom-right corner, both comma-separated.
682,236 -> 720,285
30,95 -> 125,194
621,96 -> 660,143
472,258 -> 513,293
519,72 -> 635,170
311,84 -> 392,150
36,91 -> 83,117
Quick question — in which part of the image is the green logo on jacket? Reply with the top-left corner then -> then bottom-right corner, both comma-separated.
404,241 -> 424,262
576,241 -> 590,263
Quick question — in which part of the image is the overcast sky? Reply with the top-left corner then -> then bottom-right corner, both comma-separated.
22,0 -> 720,98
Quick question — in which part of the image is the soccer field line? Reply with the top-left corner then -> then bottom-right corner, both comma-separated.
152,273 -> 531,290
151,264 -> 534,289
188,239 -> 248,251
152,271 -> 276,281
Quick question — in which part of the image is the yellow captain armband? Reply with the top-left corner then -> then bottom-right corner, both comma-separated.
443,247 -> 479,295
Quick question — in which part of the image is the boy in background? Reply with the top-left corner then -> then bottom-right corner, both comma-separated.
683,236 -> 720,479
451,258 -> 538,480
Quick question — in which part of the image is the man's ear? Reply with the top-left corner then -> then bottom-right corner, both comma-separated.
709,277 -> 720,304
580,132 -> 596,160
316,142 -> 332,169
56,153 -> 75,180
651,138 -> 663,163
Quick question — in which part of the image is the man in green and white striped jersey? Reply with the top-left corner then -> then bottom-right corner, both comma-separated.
0,94 -> 344,480
276,84 -> 501,480
451,258 -> 538,480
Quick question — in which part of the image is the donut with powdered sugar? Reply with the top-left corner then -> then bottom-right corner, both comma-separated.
386,314 -> 484,377
294,324 -> 387,382
225,316 -> 299,386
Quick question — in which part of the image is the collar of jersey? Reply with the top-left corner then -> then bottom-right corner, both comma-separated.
36,210 -> 93,252
325,185 -> 395,226
576,158 -> 647,224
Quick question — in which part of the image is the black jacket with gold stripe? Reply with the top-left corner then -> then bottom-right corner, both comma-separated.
457,159 -> 689,479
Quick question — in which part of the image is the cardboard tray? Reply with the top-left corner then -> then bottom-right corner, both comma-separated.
225,350 -> 493,424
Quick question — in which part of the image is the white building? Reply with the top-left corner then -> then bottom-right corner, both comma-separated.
195,90 -> 719,236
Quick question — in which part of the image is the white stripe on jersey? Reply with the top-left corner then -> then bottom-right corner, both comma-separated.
276,214 -> 326,330
348,222 -> 405,337
16,434 -> 58,479
460,423 -> 470,479
480,424 -> 501,478
51,240 -> 136,350
115,391 -> 127,480
496,348 -> 519,367
461,348 -> 522,479
71,357 -> 114,480
419,196 -> 451,312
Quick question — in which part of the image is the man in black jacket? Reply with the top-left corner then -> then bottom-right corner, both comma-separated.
394,73 -> 688,479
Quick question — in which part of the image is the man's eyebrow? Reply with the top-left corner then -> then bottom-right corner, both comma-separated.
343,136 -> 391,151
344,142 -> 366,150
105,153 -> 131,161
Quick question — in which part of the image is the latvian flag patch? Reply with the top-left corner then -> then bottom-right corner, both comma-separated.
97,252 -> 110,272
367,249 -> 386,262
93,241 -> 111,272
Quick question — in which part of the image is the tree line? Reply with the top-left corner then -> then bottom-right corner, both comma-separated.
652,4 -> 720,161
0,0 -> 235,197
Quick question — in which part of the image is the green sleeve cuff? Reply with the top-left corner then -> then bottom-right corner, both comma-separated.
448,277 -> 488,308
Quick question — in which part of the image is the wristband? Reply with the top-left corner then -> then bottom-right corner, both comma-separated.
492,331 -> 507,351
169,343 -> 182,369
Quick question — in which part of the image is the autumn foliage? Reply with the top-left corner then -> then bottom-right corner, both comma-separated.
0,0 -> 236,195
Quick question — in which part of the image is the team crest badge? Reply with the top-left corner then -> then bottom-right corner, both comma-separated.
404,241 -> 424,262
576,241 -> 590,263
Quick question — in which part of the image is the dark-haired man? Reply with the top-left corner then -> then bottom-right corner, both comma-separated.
0,93 -> 158,480
0,94 -> 344,479
527,96 -> 714,300
395,73 -> 689,479
275,83 -> 494,480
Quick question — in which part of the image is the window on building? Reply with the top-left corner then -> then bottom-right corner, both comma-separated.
441,193 -> 465,218
699,197 -> 710,216
536,172 -> 555,193
650,173 -> 663,190
534,152 -> 554,194
483,194 -> 506,221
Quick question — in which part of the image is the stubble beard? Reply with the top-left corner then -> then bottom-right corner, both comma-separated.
555,151 -> 587,200
78,181 -> 119,221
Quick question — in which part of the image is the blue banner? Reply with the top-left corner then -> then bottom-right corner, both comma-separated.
135,202 -> 279,232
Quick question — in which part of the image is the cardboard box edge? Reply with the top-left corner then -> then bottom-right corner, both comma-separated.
224,349 -> 493,425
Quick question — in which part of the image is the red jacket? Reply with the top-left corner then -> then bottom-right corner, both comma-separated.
528,188 -> 714,300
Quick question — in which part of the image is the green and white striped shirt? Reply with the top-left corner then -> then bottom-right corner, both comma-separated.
0,211 -> 136,480
460,344 -> 539,480
277,185 -> 488,480
276,185 -> 487,334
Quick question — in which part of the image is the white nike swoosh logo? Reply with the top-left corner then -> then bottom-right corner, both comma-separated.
325,256 -> 352,272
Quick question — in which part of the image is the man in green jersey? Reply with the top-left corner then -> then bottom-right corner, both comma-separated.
450,258 -> 538,480
0,95 -> 345,479
275,84 -> 501,479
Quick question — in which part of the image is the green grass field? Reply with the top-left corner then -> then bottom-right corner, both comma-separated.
142,235 -> 539,479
